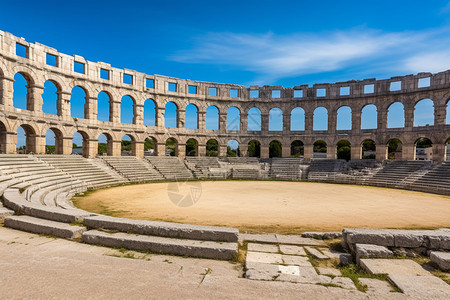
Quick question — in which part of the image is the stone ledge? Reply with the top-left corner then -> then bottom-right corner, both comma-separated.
355,244 -> 394,263
430,251 -> 450,271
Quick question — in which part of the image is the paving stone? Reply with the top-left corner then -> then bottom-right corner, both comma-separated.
321,248 -> 342,260
246,251 -> 282,264
239,233 -> 277,244
301,232 -> 342,240
360,259 -> 430,276
358,278 -> 395,294
245,262 -> 280,281
275,234 -> 326,246
278,265 -> 300,276
279,245 -> 307,256
281,254 -> 312,267
305,246 -> 329,260
247,243 -> 279,253
355,244 -> 394,263
276,266 -> 320,283
388,274 -> 450,297
331,277 -> 357,290
430,251 -> 450,271
317,267 -> 341,277
339,253 -> 353,266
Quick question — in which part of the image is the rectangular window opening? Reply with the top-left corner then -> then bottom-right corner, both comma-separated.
100,69 -> 110,80
230,89 -> 238,98
146,78 -> 154,89
188,85 -> 197,94
418,77 -> 430,88
250,90 -> 259,98
272,90 -> 281,98
209,87 -> 218,96
168,82 -> 177,92
16,43 -> 27,58
340,86 -> 350,96
46,53 -> 57,67
293,90 -> 303,98
74,61 -> 85,74
316,88 -> 326,97
364,84 -> 374,94
390,81 -> 401,91
123,73 -> 133,85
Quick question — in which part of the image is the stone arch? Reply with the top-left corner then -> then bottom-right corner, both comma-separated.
291,107 -> 305,131
42,80 -> 59,115
337,106 -> 352,130
0,120 -> 7,153
166,137 -> 178,156
336,139 -> 351,161
71,85 -> 89,119
205,105 -> 219,130
186,138 -> 198,156
120,95 -> 136,124
269,140 -> 282,158
387,138 -> 403,160
313,140 -> 327,158
185,104 -> 198,129
313,107 -> 328,131
144,136 -> 157,156
248,107 -> 261,131
414,137 -> 433,160
98,91 -> 112,122
248,139 -> 261,158
387,102 -> 405,128
165,101 -> 178,128
414,98 -> 434,127
13,72 -> 34,110
45,127 -> 64,154
16,123 -> 38,154
227,106 -> 240,131
121,133 -> 137,156
446,137 -> 450,161
361,104 -> 377,129
361,139 -> 376,159
269,108 -> 283,131
144,98 -> 156,126
98,133 -> 113,156
72,130 -> 90,157
206,139 -> 218,157
227,139 -> 239,157
291,140 -> 304,157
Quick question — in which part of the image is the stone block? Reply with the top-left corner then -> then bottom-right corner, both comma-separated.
343,228 -> 395,248
246,251 -> 282,264
317,267 -> 341,277
247,243 -> 279,253
339,253 -> 353,266
430,251 -> 450,271
388,274 -> 450,297
358,278 -> 395,294
301,232 -> 342,240
281,254 -> 311,267
305,246 -> 328,259
279,245 -> 306,256
355,244 -> 393,263
330,277 -> 357,290
275,234 -> 326,246
360,259 -> 430,276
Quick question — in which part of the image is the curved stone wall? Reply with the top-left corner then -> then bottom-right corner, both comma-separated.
0,30 -> 449,161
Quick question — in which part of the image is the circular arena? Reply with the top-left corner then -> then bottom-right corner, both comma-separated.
0,30 -> 450,297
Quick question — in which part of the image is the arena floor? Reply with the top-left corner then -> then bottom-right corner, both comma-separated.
73,181 -> 450,234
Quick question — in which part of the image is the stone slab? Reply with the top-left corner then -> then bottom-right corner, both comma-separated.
339,253 -> 353,266
358,278 -> 394,294
388,274 -> 450,297
317,267 -> 341,277
275,234 -> 326,246
360,259 -> 430,276
430,251 -> 450,271
278,265 -> 300,276
301,232 -> 342,240
330,277 -> 357,290
82,230 -> 237,260
305,246 -> 329,259
239,233 -> 277,244
279,245 -> 307,256
247,243 -> 279,253
4,215 -> 85,239
355,243 -> 394,263
246,251 -> 283,264
245,262 -> 280,281
281,254 -> 312,267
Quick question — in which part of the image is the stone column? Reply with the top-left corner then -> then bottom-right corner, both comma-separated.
4,131 -> 17,153
85,96 -> 98,120
351,145 -> 362,160
134,141 -> 144,158
378,108 -> 387,131
241,113 -> 248,132
177,109 -> 186,128
282,144 -> 290,158
328,110 -> 336,133
402,143 -> 415,160
198,110 -> 206,131
84,139 -> 98,158
1,76 -> 14,107
352,111 -> 361,133
134,104 -> 144,125
177,143 -> 186,158
283,113 -> 291,132
432,143 -> 445,163
111,140 -> 122,156
156,106 -> 165,129
305,112 -> 314,133
327,146 -> 337,159
261,113 -> 269,133
240,143 -> 248,157
260,145 -> 269,158
219,144 -> 228,157
434,104 -> 446,126
376,145 -> 388,160
404,106 -> 414,129
57,91 -> 71,119
219,113 -> 227,133
197,143 -> 206,156
156,142 -> 166,156
28,84 -> 44,112
62,137 -> 73,155
304,144 -> 314,159
110,100 -> 121,124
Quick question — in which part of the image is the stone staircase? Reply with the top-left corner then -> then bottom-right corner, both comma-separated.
409,162 -> 450,195
185,157 -> 227,179
219,157 -> 262,180
100,156 -> 164,182
307,159 -> 347,181
145,157 -> 194,180
269,158 -> 306,180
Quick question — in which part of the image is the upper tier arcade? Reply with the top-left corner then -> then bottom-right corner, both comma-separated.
0,30 -> 449,161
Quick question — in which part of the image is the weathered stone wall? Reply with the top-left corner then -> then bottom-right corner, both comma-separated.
0,30 -> 449,161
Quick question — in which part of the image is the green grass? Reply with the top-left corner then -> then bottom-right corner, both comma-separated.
338,264 -> 389,292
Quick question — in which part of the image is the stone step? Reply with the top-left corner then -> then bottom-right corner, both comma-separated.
429,251 -> 450,271
4,215 -> 86,239
82,230 -> 237,260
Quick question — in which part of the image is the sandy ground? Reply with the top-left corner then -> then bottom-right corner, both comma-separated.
74,181 -> 450,234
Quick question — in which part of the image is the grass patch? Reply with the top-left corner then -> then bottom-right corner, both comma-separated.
69,220 -> 84,227
338,264 -> 388,292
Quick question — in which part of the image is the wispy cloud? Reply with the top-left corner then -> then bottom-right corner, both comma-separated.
169,28 -> 450,83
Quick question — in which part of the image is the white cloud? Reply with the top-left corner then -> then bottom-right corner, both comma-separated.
404,52 -> 450,73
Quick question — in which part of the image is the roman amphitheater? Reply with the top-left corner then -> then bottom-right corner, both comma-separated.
0,30 -> 449,298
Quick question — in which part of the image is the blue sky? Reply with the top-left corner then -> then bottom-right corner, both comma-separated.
3,1 -> 448,148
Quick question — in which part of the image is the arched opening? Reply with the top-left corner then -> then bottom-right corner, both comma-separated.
206,139 -> 218,157
227,139 -> 239,157
291,140 -> 304,157
72,131 -> 88,157
387,138 -> 403,160
42,81 -> 58,115
0,121 -> 6,153
45,128 -> 63,154
414,99 -> 434,127
361,104 -> 377,129
313,140 -> 327,158
248,107 -> 261,131
337,140 -> 351,161
120,95 -> 135,124
227,107 -> 240,131
269,108 -> 283,131
337,106 -> 352,130
185,104 -> 198,129
269,140 -> 282,158
362,139 -> 376,159
313,107 -> 328,131
121,134 -> 136,156
248,140 -> 261,158
186,138 -> 198,156
387,102 -> 405,128
144,137 -> 157,156
17,125 -> 36,154
165,102 -> 178,128
70,86 -> 87,119
206,106 -> 219,130
97,91 -> 111,122
144,99 -> 156,126
166,138 -> 177,156
13,72 -> 31,110
291,107 -> 305,131
415,137 -> 433,160
446,138 -> 450,161
446,100 -> 450,125
98,133 -> 113,156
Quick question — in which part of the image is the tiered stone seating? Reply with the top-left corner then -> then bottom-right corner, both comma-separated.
270,158 -> 306,180
219,157 -> 262,180
145,156 -> 194,180
307,159 -> 347,181
37,155 -> 126,188
101,156 -> 164,182
410,162 -> 450,195
185,157 -> 227,179
367,160 -> 433,188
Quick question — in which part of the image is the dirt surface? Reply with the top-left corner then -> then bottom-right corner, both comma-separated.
73,181 -> 450,234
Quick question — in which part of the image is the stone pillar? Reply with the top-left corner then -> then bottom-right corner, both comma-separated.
402,143 -> 415,160
177,143 -> 186,158
378,109 -> 387,131
111,101 -> 121,124
4,131 -> 17,153
240,143 -> 248,157
352,111 -> 361,133
33,135 -> 45,154
156,106 -> 165,129
283,113 -> 291,132
62,137 -> 73,155
156,142 -> 166,156
85,139 -> 98,158
304,144 -> 314,159
177,109 -> 185,128
197,143 -> 206,156
432,143 -> 445,163
305,112 -> 314,133
111,140 -> 122,156
376,145 -> 388,160
28,84 -> 44,112
134,104 -> 144,125
404,106 -> 414,129
1,76 -> 14,107
198,110 -> 206,131
85,96 -> 98,120
241,113 -> 248,132
282,144 -> 290,158
328,110 -> 336,133
134,141 -> 144,158
219,113 -> 227,133
260,145 -> 269,158
327,146 -> 337,159
434,104 -> 446,126
219,144 -> 228,157
261,113 -> 269,133
351,145 -> 362,160
57,91 -> 71,119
